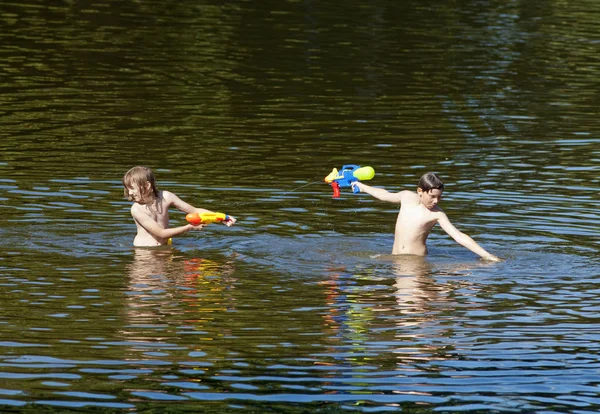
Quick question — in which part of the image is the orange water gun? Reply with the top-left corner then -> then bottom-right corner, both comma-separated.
186,212 -> 231,225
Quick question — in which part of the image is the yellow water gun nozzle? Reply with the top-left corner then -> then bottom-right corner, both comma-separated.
324,168 -> 339,184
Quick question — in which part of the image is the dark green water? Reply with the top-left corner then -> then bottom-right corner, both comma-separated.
1,0 -> 599,412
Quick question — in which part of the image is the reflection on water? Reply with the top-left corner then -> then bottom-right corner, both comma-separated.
1,0 -> 600,411
125,248 -> 238,337
392,255 -> 438,325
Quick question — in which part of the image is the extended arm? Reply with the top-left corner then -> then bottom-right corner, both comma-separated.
352,182 -> 408,203
437,212 -> 500,261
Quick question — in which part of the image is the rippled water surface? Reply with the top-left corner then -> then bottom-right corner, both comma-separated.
1,0 -> 600,412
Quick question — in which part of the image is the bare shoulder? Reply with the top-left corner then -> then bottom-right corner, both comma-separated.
160,190 -> 196,213
399,190 -> 419,205
130,202 -> 145,218
431,206 -> 451,223
160,190 -> 179,205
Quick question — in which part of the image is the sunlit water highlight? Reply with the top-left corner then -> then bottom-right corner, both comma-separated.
1,0 -> 600,412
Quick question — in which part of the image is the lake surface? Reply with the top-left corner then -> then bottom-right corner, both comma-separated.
1,0 -> 599,412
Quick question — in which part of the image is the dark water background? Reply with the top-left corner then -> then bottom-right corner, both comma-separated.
1,0 -> 599,412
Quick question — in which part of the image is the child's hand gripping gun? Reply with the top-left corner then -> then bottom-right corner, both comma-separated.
324,165 -> 375,198
186,212 -> 231,225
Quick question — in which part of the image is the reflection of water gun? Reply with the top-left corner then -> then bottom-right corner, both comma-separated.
186,212 -> 231,225
324,165 -> 375,198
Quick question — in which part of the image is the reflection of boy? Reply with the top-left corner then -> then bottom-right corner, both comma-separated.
122,166 -> 236,247
352,172 -> 499,261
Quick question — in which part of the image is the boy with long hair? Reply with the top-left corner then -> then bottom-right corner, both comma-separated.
123,166 -> 236,247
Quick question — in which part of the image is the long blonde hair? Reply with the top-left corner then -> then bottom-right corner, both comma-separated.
122,166 -> 159,204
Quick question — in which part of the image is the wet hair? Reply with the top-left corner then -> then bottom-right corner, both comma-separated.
122,166 -> 159,204
418,172 -> 444,192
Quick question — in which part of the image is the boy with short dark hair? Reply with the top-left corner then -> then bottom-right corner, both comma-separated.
352,172 -> 499,261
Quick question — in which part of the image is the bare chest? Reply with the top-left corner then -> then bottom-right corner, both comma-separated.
137,201 -> 170,227
398,204 -> 437,230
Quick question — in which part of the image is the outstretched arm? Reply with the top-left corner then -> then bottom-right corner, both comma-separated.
352,182 -> 408,203
437,212 -> 500,261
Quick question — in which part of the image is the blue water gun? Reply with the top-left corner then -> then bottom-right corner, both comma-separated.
324,164 -> 375,198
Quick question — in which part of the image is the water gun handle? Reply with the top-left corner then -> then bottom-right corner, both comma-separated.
351,181 -> 360,193
331,182 -> 341,198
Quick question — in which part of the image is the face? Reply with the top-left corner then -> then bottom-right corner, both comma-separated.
126,183 -> 148,203
417,188 -> 443,210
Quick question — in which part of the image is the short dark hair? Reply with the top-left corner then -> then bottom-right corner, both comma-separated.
418,172 -> 444,192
